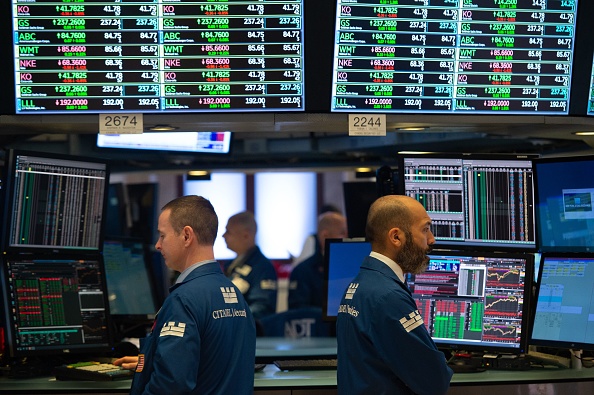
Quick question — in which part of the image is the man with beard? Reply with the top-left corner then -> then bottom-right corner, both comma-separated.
336,195 -> 453,395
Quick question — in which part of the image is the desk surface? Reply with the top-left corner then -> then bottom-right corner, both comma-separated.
256,337 -> 337,358
1,364 -> 594,393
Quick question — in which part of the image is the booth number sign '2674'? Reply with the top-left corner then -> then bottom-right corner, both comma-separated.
99,114 -> 144,135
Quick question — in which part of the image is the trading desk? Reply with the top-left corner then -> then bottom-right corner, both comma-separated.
1,338 -> 594,394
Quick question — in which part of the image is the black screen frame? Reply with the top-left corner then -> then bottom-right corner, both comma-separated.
533,154 -> 594,253
0,149 -> 110,255
530,252 -> 594,351
0,252 -> 115,358
322,237 -> 370,322
398,152 -> 538,252
102,237 -> 160,323
408,249 -> 534,355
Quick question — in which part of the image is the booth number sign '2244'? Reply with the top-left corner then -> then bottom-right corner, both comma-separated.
349,114 -> 386,136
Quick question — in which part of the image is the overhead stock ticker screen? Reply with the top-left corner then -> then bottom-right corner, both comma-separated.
12,1 -> 304,113
331,0 -> 578,114
589,54 -> 594,115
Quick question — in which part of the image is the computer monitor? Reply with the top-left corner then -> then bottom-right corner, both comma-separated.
408,250 -> 534,354
342,182 -> 377,238
323,238 -> 371,321
96,132 -> 232,154
0,255 -> 113,357
399,153 -> 537,251
103,238 -> 159,319
530,253 -> 594,351
534,155 -> 594,252
324,240 -> 534,354
1,150 -> 109,254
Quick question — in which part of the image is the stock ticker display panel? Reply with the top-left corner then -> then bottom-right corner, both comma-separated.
1,256 -> 112,357
331,0 -> 578,114
588,53 -> 594,115
4,152 -> 108,252
400,154 -> 536,251
12,1 -> 304,113
407,251 -> 533,353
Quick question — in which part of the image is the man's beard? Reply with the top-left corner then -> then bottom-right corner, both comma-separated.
396,232 -> 431,274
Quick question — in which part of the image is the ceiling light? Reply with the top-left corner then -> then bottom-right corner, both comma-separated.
355,167 -> 375,178
396,127 -> 428,131
186,170 -> 211,181
574,131 -> 594,136
147,125 -> 178,131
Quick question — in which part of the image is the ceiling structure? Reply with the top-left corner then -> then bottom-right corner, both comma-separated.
1,112 -> 594,173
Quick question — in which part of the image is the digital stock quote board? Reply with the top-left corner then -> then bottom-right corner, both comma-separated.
12,0 -> 305,113
330,0 -> 578,114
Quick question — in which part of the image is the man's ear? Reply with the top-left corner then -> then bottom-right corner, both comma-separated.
182,226 -> 194,244
388,228 -> 402,246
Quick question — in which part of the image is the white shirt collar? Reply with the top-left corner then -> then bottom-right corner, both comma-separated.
369,251 -> 405,283
176,260 -> 216,284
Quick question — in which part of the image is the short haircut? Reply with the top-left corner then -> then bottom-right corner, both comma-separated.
365,195 -> 413,244
228,211 -> 257,234
162,195 -> 218,246
318,211 -> 346,233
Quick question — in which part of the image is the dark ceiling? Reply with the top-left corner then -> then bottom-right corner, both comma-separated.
2,112 -> 594,173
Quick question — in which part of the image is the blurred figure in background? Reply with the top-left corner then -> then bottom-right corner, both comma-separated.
288,211 -> 348,309
223,211 -> 278,319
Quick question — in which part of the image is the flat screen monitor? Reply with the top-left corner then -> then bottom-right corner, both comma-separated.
587,56 -> 594,115
103,238 -> 159,319
323,238 -> 371,321
330,1 -> 578,114
534,155 -> 594,252
1,150 -> 109,253
324,241 -> 534,354
12,1 -> 305,113
407,250 -> 534,354
399,153 -> 537,251
97,132 -> 232,154
342,182 -> 377,238
0,255 -> 113,357
531,253 -> 594,351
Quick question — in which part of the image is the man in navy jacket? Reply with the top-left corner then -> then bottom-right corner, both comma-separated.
223,211 -> 278,319
115,196 -> 255,395
337,195 -> 453,395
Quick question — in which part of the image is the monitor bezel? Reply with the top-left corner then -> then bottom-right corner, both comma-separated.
529,252 -> 594,351
398,152 -> 539,252
322,237 -> 370,322
1,149 -> 110,255
102,236 -> 160,323
412,248 -> 535,355
0,252 -> 115,358
533,154 -> 594,253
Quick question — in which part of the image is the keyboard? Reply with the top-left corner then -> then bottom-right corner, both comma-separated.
274,358 -> 337,371
54,361 -> 134,381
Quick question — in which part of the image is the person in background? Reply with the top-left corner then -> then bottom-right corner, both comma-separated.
336,195 -> 453,395
114,196 -> 256,395
292,204 -> 342,267
223,211 -> 278,319
288,211 -> 348,309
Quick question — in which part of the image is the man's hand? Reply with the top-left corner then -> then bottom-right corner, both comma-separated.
113,356 -> 139,370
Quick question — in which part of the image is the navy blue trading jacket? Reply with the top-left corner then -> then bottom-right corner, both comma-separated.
130,261 -> 256,395
337,255 -> 453,395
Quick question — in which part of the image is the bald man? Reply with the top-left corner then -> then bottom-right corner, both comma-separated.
288,211 -> 348,309
337,195 -> 453,395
